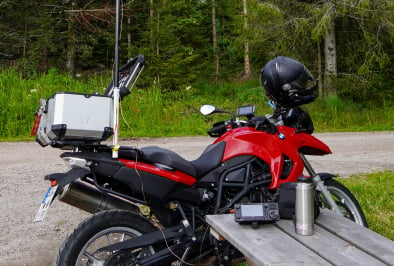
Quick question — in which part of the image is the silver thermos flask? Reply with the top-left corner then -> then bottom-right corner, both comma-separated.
295,176 -> 314,235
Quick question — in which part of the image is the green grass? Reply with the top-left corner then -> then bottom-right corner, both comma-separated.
338,171 -> 394,240
1,71 -> 393,140
0,68 -> 109,140
310,95 -> 394,132
117,80 -> 266,138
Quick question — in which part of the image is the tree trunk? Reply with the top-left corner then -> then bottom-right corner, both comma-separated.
156,1 -> 160,56
127,17 -> 131,58
317,41 -> 323,97
323,1 -> 337,97
212,0 -> 219,82
149,0 -> 159,56
149,0 -> 154,51
66,0 -> 76,77
242,0 -> 251,79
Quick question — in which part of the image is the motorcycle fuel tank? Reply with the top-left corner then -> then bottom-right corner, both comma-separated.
214,126 -> 331,188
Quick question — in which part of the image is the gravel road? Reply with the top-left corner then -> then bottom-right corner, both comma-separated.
1,132 -> 394,265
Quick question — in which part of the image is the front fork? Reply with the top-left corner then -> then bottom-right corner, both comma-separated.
300,153 -> 344,216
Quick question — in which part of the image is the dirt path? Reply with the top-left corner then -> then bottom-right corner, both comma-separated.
1,132 -> 394,265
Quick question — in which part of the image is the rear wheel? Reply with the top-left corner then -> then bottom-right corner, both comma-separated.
54,210 -> 158,266
321,179 -> 368,227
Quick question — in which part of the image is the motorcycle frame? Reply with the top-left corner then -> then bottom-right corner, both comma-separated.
213,156 -> 272,213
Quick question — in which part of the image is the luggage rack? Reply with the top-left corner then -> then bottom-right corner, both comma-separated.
50,140 -> 108,150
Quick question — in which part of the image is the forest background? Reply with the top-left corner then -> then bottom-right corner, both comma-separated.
0,0 -> 394,138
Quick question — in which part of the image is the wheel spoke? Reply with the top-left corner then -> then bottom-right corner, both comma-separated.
106,232 -> 127,245
84,251 -> 105,266
106,234 -> 114,245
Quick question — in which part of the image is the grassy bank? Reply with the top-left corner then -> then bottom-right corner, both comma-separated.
0,70 -> 393,140
0,69 -> 108,140
338,171 -> 394,240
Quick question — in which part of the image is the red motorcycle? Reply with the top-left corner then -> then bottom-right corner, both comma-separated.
33,55 -> 367,265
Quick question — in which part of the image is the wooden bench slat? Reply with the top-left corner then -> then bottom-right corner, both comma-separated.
315,210 -> 394,265
206,214 -> 331,265
276,218 -> 386,266
207,211 -> 394,266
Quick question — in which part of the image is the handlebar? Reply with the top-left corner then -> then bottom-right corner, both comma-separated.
203,104 -> 314,137
207,119 -> 250,137
207,122 -> 227,137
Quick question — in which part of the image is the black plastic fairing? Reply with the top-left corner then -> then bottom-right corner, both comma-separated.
112,166 -> 192,201
299,146 -> 330,156
196,155 -> 255,187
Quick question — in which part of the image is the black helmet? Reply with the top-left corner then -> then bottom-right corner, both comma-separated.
260,56 -> 317,107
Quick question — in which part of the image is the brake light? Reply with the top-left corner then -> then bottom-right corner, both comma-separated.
51,180 -> 57,187
30,113 -> 41,136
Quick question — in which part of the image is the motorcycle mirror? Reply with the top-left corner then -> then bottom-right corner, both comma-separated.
200,105 -> 217,115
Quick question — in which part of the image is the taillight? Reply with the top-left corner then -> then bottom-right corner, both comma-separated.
30,113 -> 41,136
51,180 -> 57,187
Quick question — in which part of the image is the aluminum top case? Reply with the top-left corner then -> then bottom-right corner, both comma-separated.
36,92 -> 114,147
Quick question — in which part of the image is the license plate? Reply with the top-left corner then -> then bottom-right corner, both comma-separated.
34,185 -> 58,222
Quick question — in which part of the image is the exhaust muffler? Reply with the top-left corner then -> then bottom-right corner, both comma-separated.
58,180 -> 139,214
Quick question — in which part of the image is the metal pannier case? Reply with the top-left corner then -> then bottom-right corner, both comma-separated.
36,92 -> 114,147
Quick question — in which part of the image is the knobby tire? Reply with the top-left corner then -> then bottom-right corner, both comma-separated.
53,210 -> 157,266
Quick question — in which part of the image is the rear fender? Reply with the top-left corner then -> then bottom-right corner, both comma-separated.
45,167 -> 91,191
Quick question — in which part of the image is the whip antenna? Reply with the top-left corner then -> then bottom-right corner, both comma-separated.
112,0 -> 120,158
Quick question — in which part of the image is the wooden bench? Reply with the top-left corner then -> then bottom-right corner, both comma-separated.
206,210 -> 394,265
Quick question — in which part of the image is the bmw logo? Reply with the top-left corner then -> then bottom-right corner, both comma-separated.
278,133 -> 285,140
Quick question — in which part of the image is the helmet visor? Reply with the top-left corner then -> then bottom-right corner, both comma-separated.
289,68 -> 317,94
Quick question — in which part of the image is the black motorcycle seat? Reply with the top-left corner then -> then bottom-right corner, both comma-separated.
140,146 -> 197,177
140,141 -> 225,179
118,146 -> 141,160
